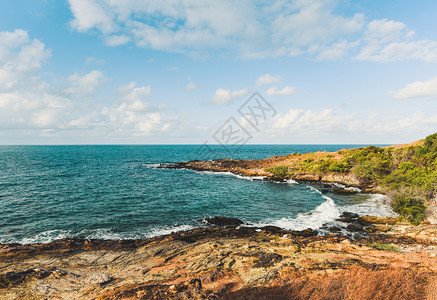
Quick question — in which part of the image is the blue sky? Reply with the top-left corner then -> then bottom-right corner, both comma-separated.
1,0 -> 437,145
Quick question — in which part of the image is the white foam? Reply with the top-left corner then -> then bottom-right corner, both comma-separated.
332,182 -> 361,192
8,224 -> 196,245
287,179 -> 299,184
345,187 -> 362,192
340,194 -> 397,217
198,170 -> 267,182
15,230 -> 70,244
145,163 -> 161,168
254,186 -> 340,231
333,183 -> 346,189
143,224 -> 195,238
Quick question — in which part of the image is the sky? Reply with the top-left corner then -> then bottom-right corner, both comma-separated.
1,0 -> 437,145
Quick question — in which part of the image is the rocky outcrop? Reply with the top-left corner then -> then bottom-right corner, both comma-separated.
167,158 -> 380,193
1,221 -> 436,299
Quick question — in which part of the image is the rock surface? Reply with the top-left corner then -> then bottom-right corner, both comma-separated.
202,216 -> 244,227
1,221 -> 436,299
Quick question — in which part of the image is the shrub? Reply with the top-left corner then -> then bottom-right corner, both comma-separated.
301,159 -> 332,172
328,161 -> 351,173
389,189 -> 426,225
265,165 -> 289,176
397,161 -> 416,172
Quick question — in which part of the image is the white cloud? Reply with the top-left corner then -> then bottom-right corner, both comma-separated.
68,0 -> 115,34
266,86 -> 296,96
367,19 -> 409,42
269,108 -> 437,138
66,0 -> 437,62
270,0 -> 364,47
64,70 -> 105,95
356,19 -> 437,62
0,29 -> 177,139
392,76 -> 437,99
85,56 -> 105,65
185,82 -> 199,92
256,74 -> 281,85
316,40 -> 359,60
271,109 -> 342,132
105,35 -> 130,46
0,29 -> 29,49
117,81 -> 152,101
0,29 -> 51,91
210,88 -> 248,105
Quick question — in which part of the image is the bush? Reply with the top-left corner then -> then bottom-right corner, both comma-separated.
397,161 -> 415,172
286,134 -> 437,224
301,159 -> 332,172
265,165 -> 289,176
389,189 -> 426,225
328,161 -> 351,173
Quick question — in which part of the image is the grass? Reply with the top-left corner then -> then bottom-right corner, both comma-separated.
220,266 -> 429,300
370,242 -> 399,252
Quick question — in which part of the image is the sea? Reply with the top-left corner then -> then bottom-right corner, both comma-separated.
0,145 -> 396,244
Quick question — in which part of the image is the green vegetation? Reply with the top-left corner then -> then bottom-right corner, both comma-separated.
299,157 -> 352,173
264,133 -> 437,224
344,135 -> 437,224
370,242 -> 399,252
265,165 -> 289,176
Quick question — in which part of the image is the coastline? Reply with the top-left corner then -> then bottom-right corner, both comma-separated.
1,219 -> 436,299
161,156 -> 382,194
2,139 -> 437,299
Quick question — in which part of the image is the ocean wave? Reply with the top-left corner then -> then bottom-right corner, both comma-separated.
198,170 -> 267,182
145,163 -> 161,168
4,224 -> 196,245
340,194 -> 397,217
198,170 -> 301,184
250,186 -> 340,231
332,183 -> 361,192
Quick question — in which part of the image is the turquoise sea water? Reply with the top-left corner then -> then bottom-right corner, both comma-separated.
0,145 -> 395,244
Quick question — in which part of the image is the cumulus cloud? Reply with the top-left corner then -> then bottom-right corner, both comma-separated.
68,0 -> 116,34
355,19 -> 437,62
392,77 -> 437,99
117,81 -> 152,101
271,109 -> 343,132
266,86 -> 296,96
105,35 -> 130,46
316,40 -> 359,60
64,70 -> 105,95
66,0 -> 437,62
0,29 -> 175,139
210,88 -> 248,105
256,74 -> 281,85
270,0 -> 364,47
185,82 -> 199,92
268,108 -> 437,138
0,29 -> 51,91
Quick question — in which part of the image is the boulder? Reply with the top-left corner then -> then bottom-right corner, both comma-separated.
336,212 -> 359,223
203,216 -> 244,227
332,188 -> 359,195
346,223 -> 363,232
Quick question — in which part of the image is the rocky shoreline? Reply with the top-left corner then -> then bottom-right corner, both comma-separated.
1,216 -> 436,299
155,160 -> 381,194
2,151 -> 437,299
